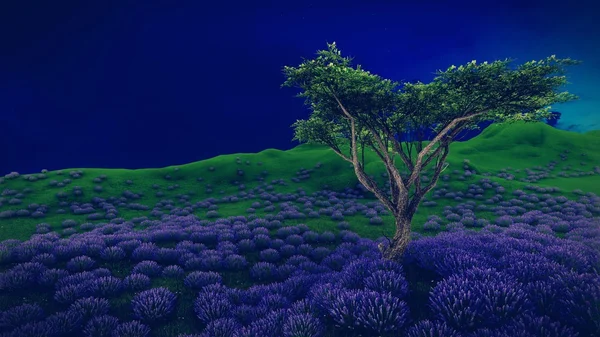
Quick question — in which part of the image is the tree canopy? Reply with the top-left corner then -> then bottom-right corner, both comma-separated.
282,42 -> 580,258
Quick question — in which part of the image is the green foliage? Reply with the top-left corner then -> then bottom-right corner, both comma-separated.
283,42 -> 580,145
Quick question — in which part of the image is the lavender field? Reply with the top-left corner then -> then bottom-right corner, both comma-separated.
0,122 -> 599,337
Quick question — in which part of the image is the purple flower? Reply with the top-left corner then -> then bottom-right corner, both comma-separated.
320,253 -> 347,272
131,287 -> 177,322
309,247 -> 331,263
112,320 -> 150,337
83,315 -> 119,337
494,215 -> 514,227
0,262 -> 47,290
66,255 -> 96,272
194,291 -> 233,324
253,234 -> 272,249
237,309 -> 287,337
405,320 -> 460,337
283,313 -> 325,337
54,282 -> 97,304
223,254 -> 248,271
95,276 -> 123,297
258,293 -> 291,311
363,270 -> 409,299
31,253 -> 56,266
0,303 -> 45,329
355,290 -> 410,334
69,297 -> 110,320
498,313 -> 578,337
132,260 -> 163,277
285,234 -> 304,247
38,268 -> 70,287
259,248 -> 281,263
131,243 -> 158,261
429,267 -> 530,332
162,265 -> 185,278
204,317 -> 240,337
45,310 -> 84,336
250,262 -> 279,282
100,246 -> 126,261
237,239 -> 256,253
123,273 -> 151,292
184,271 -> 222,290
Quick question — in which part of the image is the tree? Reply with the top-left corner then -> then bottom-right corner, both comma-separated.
282,42 -> 580,260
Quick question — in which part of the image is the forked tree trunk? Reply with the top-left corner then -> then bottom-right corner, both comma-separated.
381,214 -> 413,260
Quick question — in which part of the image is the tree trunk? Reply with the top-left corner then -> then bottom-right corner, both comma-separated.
381,214 -> 413,260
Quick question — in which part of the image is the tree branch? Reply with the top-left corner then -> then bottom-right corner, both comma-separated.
405,109 -> 490,188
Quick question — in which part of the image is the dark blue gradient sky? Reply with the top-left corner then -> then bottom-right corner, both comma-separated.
1,0 -> 598,175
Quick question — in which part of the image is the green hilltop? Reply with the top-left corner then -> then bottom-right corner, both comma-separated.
0,121 -> 599,241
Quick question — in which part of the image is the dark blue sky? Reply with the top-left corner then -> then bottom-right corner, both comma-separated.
1,0 -> 598,176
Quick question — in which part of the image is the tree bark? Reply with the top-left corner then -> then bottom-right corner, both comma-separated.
381,213 -> 413,260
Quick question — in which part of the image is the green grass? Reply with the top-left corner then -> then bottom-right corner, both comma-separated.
1,121 -> 598,241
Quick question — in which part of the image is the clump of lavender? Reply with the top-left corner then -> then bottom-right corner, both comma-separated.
112,320 -> 150,337
0,303 -> 45,329
82,315 -> 119,337
131,287 -> 177,322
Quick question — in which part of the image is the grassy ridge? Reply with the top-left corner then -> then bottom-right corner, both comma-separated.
0,121 -> 599,242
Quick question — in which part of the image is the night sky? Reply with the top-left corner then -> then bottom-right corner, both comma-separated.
1,0 -> 598,176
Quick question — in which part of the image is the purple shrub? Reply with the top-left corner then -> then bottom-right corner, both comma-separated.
69,297 -> 111,320
283,313 -> 325,337
494,215 -> 514,227
237,239 -> 256,253
223,254 -> 248,271
253,234 -> 272,249
0,264 -> 43,291
259,293 -> 291,311
112,320 -> 150,337
285,234 -> 304,247
497,251 -> 567,283
45,310 -> 84,336
279,244 -> 297,258
95,276 -> 123,297
132,260 -> 163,277
38,268 -> 70,287
0,303 -> 45,329
432,249 -> 494,277
131,243 -> 158,261
66,255 -> 96,272
54,282 -> 97,304
405,320 -> 461,337
131,287 -> 177,322
7,320 -> 55,337
355,290 -> 411,334
363,270 -> 409,299
319,231 -> 336,243
236,309 -> 287,337
259,248 -> 281,263
162,265 -> 185,278
320,253 -> 347,272
250,262 -> 279,282
31,253 -> 56,266
429,267 -> 530,332
498,313 -> 579,337
100,246 -> 126,261
123,273 -> 151,292
184,271 -> 222,290
82,315 -> 119,337
309,247 -> 331,263
194,291 -> 233,324
204,317 -> 240,337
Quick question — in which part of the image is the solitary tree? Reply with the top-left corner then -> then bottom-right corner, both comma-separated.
282,42 -> 579,260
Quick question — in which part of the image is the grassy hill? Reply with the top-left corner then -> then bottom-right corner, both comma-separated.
0,121 -> 599,241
